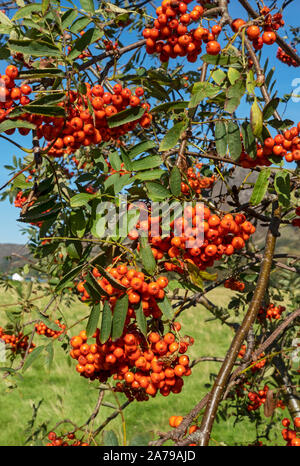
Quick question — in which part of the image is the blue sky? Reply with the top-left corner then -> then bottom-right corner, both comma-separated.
0,0 -> 299,243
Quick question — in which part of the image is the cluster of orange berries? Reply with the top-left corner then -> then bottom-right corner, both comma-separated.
239,122 -> 300,168
77,264 -> 169,320
130,207 -> 256,274
0,65 -> 32,121
70,323 -> 193,401
231,8 -> 284,51
143,0 -> 222,63
0,327 -> 36,355
35,320 -> 66,339
247,385 -> 285,412
257,303 -> 286,323
0,65 -> 152,155
103,39 -> 119,51
46,431 -> 88,447
14,190 -> 33,209
292,207 -> 300,228
237,344 -> 266,373
277,47 -> 299,67
281,417 -> 300,446
224,277 -> 245,292
44,83 -> 151,157
181,164 -> 215,195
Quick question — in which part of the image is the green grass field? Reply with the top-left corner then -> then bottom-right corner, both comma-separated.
0,285 -> 288,446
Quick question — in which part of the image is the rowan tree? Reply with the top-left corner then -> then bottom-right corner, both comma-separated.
0,0 -> 299,447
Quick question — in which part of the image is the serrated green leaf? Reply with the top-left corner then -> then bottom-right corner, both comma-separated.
189,82 -> 220,108
86,302 -> 101,337
139,234 -> 156,276
150,101 -> 188,114
22,346 -> 45,372
18,68 -> 65,79
12,4 -> 42,20
145,181 -> 170,201
159,120 -> 188,152
228,67 -> 240,85
68,28 -> 103,60
250,99 -> 263,138
157,294 -> 173,320
225,80 -> 246,114
211,69 -> 226,85
133,169 -> 165,181
169,166 -> 181,197
100,301 -> 112,344
241,121 -> 256,159
45,342 -> 54,370
108,150 -> 122,171
215,121 -> 227,156
135,301 -> 147,337
201,53 -> 239,66
227,121 -> 242,161
129,140 -> 156,159
246,70 -> 256,94
268,119 -> 294,131
111,294 -> 128,341
0,119 -> 35,133
55,264 -> 83,292
20,104 -> 65,118
70,193 -> 95,207
107,106 -> 145,129
132,155 -> 162,172
80,0 -> 95,13
70,210 -> 86,238
250,168 -> 271,205
274,171 -> 290,207
263,98 -> 280,121
8,39 -> 61,57
120,147 -> 132,171
0,10 -> 12,26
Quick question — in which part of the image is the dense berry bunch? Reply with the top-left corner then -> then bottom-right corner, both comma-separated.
292,207 -> 300,228
237,344 -> 266,373
14,191 -> 33,209
143,0 -> 222,63
0,327 -> 36,355
281,418 -> 300,446
257,303 -> 286,323
247,385 -> 285,412
239,122 -> 300,167
130,207 -> 256,274
70,323 -> 192,400
277,47 -> 299,67
0,65 -> 151,156
180,163 -> 215,195
35,320 -> 66,338
77,265 -> 169,320
224,277 -> 245,292
46,431 -> 88,447
232,8 -> 284,51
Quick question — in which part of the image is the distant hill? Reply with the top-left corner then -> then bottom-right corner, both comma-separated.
0,243 -> 31,273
